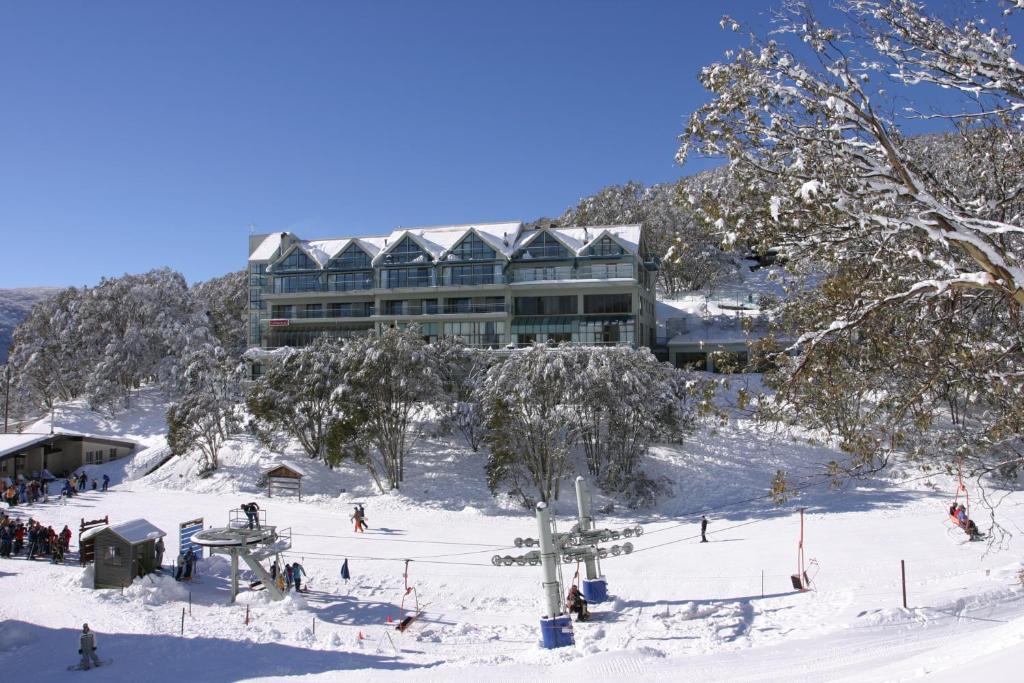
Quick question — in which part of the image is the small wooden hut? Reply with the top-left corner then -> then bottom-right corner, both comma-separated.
84,518 -> 166,588
263,462 -> 305,499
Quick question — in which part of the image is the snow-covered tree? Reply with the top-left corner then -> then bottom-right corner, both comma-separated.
480,345 -> 578,506
334,325 -> 438,490
427,336 -> 491,451
191,270 -> 248,359
246,336 -> 350,464
680,1 -> 1024,504
564,346 -> 684,506
166,344 -> 241,472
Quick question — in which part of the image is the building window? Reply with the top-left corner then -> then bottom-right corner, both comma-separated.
327,245 -> 372,270
271,305 -> 295,319
327,302 -> 373,318
326,272 -> 373,291
95,451 -> 104,464
444,264 -> 498,286
86,451 -> 94,463
273,274 -> 322,293
381,267 -> 432,288
518,232 -> 570,260
274,249 -> 319,272
304,303 -> 324,319
447,233 -> 496,261
109,448 -> 118,461
105,545 -> 123,567
442,321 -> 504,348
382,236 -> 432,264
587,236 -> 624,257
514,296 -> 577,316
583,294 -> 631,314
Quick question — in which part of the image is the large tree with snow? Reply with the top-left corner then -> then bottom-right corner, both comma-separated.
166,343 -> 242,472
246,336 -> 351,464
681,1 -> 1024,507
333,325 -> 438,490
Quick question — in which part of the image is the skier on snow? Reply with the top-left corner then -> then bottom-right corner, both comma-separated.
77,623 -> 101,670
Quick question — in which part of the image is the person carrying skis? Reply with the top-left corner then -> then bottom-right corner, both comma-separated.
291,561 -> 306,592
700,515 -> 709,543
78,624 -> 101,670
358,504 -> 369,530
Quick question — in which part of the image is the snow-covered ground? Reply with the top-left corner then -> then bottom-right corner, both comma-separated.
2,388 -> 1022,682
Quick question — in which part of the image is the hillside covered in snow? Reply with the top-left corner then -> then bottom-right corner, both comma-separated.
2,388 -> 1023,682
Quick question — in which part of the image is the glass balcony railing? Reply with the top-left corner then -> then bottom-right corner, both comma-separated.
271,307 -> 375,320
511,264 -> 634,282
377,302 -> 509,316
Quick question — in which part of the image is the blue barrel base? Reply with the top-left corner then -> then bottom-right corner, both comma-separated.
582,577 -> 608,604
539,615 -> 574,649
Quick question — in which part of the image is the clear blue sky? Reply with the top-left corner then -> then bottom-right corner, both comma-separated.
0,1 -> 1008,287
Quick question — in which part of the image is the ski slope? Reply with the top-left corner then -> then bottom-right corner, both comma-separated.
1,389 -> 1022,682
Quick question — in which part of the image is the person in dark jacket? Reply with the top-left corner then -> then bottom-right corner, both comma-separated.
700,515 -> 709,543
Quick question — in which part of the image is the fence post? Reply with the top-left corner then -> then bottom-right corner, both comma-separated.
180,607 -> 185,636
189,591 -> 192,616
312,616 -> 316,636
245,604 -> 250,626
901,560 -> 907,609
761,570 -> 764,599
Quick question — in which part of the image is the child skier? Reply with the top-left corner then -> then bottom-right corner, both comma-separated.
77,624 -> 101,670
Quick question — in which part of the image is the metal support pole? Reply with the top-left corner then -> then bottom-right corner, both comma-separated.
3,364 -> 10,434
536,502 -> 562,619
901,560 -> 907,609
574,477 -> 598,581
180,607 -> 185,636
230,550 -> 239,604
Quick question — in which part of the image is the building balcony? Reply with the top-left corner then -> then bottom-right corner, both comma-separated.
510,264 -> 635,283
377,303 -> 509,317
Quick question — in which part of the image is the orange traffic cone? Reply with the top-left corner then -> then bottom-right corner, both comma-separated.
386,615 -> 393,624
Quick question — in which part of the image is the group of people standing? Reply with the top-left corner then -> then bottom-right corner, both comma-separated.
268,560 -> 306,593
3,479 -> 51,507
0,514 -> 72,562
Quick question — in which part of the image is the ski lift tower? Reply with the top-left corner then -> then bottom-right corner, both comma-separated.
494,483 -> 643,649
190,509 -> 292,604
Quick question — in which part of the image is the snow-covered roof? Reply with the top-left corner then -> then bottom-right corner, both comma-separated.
252,222 -> 645,269
263,461 -> 308,477
81,518 -> 165,544
0,434 -> 52,459
0,430 -> 136,460
250,233 -> 287,261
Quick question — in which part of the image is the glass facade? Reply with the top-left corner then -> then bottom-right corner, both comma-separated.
327,272 -> 373,291
447,233 -> 496,261
514,296 -> 577,315
274,274 -> 322,293
587,236 -> 624,257
382,236 -> 432,264
328,244 -> 372,270
275,250 -> 319,272
443,263 -> 501,286
380,267 -> 433,288
518,232 -> 570,260
249,225 -> 654,355
583,293 -> 632,314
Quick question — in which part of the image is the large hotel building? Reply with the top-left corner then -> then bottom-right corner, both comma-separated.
247,221 -> 657,368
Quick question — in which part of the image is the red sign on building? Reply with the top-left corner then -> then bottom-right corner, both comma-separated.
268,319 -> 290,327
